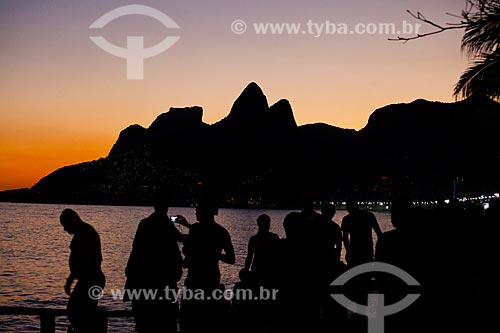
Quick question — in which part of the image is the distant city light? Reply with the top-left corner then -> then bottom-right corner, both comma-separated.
331,193 -> 497,210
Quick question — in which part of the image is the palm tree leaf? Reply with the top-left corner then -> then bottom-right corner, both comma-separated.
454,48 -> 500,100
461,0 -> 500,56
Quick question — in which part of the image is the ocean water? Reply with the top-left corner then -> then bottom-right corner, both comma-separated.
0,202 -> 392,332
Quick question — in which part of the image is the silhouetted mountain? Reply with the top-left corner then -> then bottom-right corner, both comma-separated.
220,82 -> 269,127
109,124 -> 148,157
269,99 -> 298,132
356,95 -> 500,199
109,106 -> 208,158
1,83 -> 499,207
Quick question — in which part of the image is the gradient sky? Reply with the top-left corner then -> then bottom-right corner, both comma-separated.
0,0 -> 468,190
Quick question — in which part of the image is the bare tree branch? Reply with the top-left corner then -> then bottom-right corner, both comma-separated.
388,10 -> 468,42
390,0 -> 500,99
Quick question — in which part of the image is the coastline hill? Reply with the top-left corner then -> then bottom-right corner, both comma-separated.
1,83 -> 499,206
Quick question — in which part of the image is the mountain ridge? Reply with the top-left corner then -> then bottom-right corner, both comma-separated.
2,83 -> 499,207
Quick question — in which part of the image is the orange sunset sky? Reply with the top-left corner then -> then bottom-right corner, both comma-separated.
0,0 -> 468,191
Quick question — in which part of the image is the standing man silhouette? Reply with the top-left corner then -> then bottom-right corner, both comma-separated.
341,199 -> 382,324
60,208 -> 106,333
125,196 -> 191,333
341,200 -> 382,266
178,199 -> 235,333
244,214 -> 280,287
179,200 -> 235,290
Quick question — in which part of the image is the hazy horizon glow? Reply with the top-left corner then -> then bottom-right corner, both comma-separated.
0,0 -> 468,190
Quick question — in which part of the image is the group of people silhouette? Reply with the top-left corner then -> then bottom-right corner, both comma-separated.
59,195 -> 500,333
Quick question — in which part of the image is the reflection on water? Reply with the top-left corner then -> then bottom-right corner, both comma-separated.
0,202 -> 392,332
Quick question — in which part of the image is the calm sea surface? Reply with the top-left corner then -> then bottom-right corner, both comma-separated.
0,202 -> 393,332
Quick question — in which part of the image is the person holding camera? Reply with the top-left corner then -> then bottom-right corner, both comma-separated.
125,197 -> 191,333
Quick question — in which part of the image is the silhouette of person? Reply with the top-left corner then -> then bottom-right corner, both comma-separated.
484,199 -> 499,264
319,202 -> 343,263
244,214 -> 280,287
472,198 -> 499,333
299,196 -> 342,267
300,193 -> 321,235
181,200 -> 235,289
240,214 -> 280,332
60,208 -> 106,333
298,194 -> 330,273
375,199 -> 425,333
375,199 -> 420,270
341,200 -> 382,266
179,199 -> 235,333
318,203 -> 347,333
125,197 -> 191,333
275,212 -> 320,333
230,268 -> 260,333
341,200 -> 381,330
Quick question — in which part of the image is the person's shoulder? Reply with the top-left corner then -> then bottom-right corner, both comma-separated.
363,210 -> 376,217
259,232 -> 279,242
78,222 -> 100,241
138,214 -> 167,231
215,223 -> 231,236
366,211 -> 378,222
82,221 -> 98,234
357,210 -> 375,220
377,229 -> 399,245
138,213 -> 156,226
188,222 -> 202,232
381,228 -> 398,237
276,238 -> 286,249
341,214 -> 351,224
328,220 -> 341,230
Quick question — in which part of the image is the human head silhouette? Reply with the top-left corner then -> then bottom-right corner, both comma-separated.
152,198 -> 169,216
195,198 -> 218,223
283,212 -> 302,239
321,202 -> 336,220
301,192 -> 317,213
390,199 -> 415,229
60,208 -> 82,234
346,200 -> 359,214
151,189 -> 169,215
257,214 -> 271,232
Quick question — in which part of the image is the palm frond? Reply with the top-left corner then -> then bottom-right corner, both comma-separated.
461,0 -> 500,56
454,48 -> 500,100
